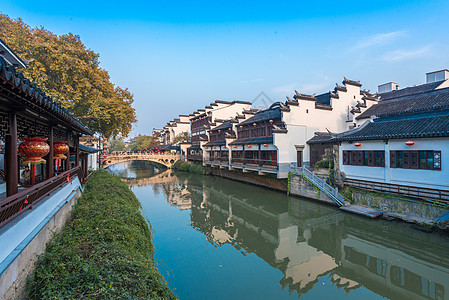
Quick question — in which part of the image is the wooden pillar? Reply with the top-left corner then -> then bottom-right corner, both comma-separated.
75,135 -> 80,167
258,144 -> 262,166
5,110 -> 18,196
46,126 -> 54,179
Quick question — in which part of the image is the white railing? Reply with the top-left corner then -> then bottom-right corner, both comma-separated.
290,166 -> 346,207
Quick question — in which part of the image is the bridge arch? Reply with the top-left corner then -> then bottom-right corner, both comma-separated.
103,153 -> 181,169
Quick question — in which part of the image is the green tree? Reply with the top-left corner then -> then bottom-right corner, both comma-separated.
173,131 -> 190,144
0,14 -> 137,138
108,136 -> 126,152
129,135 -> 155,151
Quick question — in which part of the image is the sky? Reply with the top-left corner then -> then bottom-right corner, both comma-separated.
1,0 -> 449,137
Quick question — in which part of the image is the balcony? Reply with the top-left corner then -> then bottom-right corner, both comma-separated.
231,158 -> 277,169
187,154 -> 203,162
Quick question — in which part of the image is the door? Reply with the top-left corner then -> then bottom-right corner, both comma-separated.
297,150 -> 302,167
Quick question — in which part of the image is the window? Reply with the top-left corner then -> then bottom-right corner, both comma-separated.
390,150 -> 441,170
343,150 -> 385,167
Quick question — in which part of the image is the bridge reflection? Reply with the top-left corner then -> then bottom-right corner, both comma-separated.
148,173 -> 449,300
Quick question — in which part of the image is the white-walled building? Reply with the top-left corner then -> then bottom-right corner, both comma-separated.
205,78 -> 378,178
187,100 -> 252,162
337,86 -> 449,197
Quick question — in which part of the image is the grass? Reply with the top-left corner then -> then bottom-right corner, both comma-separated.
26,170 -> 177,299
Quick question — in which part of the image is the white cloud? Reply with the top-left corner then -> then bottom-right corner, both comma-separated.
300,83 -> 329,94
381,45 -> 433,62
271,81 -> 331,97
353,31 -> 406,50
271,82 -> 298,96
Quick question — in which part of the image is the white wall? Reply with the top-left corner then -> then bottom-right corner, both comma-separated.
340,138 -> 449,190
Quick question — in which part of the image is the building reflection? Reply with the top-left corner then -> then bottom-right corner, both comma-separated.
155,174 -> 449,300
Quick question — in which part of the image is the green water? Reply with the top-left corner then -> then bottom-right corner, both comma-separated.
109,161 -> 449,300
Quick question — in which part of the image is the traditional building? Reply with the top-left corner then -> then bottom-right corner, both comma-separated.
336,85 -> 449,200
187,100 -> 252,162
0,39 -> 93,298
204,78 -> 377,178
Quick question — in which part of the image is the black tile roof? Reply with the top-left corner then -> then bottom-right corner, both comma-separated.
203,140 -> 226,147
79,144 -> 99,153
307,132 -> 335,144
315,93 -> 331,105
356,87 -> 449,120
239,107 -> 281,126
379,81 -> 444,101
211,120 -> 232,132
0,56 -> 93,135
229,136 -> 273,145
335,114 -> 449,141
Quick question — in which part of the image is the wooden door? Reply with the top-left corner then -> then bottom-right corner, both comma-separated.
297,150 -> 302,167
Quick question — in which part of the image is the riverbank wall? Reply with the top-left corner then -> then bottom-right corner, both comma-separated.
344,187 -> 448,223
26,170 -> 176,299
0,177 -> 82,300
207,167 -> 288,192
184,164 -> 448,231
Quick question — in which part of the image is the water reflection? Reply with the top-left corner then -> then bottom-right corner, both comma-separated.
111,163 -> 449,300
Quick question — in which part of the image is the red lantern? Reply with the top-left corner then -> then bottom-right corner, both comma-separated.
103,138 -> 107,141
248,145 -> 252,148
228,128 -> 231,131
205,146 -> 208,149
103,150 -> 107,154
253,123 -> 257,127
213,147 -> 216,149
103,141 -> 107,145
239,125 -> 243,129
354,142 -> 361,147
405,140 -> 415,147
53,141 -> 69,160
233,146 -> 237,149
19,137 -> 50,165
269,119 -> 274,123
263,144 -> 268,147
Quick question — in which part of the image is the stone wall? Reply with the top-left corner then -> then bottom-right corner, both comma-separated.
0,184 -> 82,300
207,167 -> 288,192
289,175 -> 336,205
349,188 -> 447,220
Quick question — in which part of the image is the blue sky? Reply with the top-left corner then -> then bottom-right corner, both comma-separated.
2,0 -> 449,136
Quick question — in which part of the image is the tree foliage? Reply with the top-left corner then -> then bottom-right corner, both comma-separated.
129,135 -> 155,151
108,136 -> 126,152
0,14 -> 137,138
173,131 -> 190,144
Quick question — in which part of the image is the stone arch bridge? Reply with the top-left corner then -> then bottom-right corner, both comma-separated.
103,153 -> 181,168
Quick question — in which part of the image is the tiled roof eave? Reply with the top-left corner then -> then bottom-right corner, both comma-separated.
0,56 -> 93,135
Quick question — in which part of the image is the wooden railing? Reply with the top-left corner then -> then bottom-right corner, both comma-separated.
187,154 -> 203,161
344,178 -> 449,203
0,166 -> 83,229
231,158 -> 277,168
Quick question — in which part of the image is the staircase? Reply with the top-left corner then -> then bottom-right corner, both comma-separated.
290,166 -> 346,207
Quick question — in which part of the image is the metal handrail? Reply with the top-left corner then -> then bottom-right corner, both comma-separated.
0,166 -> 83,229
290,166 -> 345,206
344,178 -> 449,203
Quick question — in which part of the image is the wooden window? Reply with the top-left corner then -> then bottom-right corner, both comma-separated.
434,151 -> 441,170
343,151 -> 349,165
390,150 -> 441,170
390,151 -> 397,168
411,151 -> 419,169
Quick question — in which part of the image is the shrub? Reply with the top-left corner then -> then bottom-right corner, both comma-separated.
172,160 -> 205,175
26,170 -> 176,299
315,158 -> 334,169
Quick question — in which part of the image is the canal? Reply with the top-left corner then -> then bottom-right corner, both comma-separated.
109,161 -> 449,300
